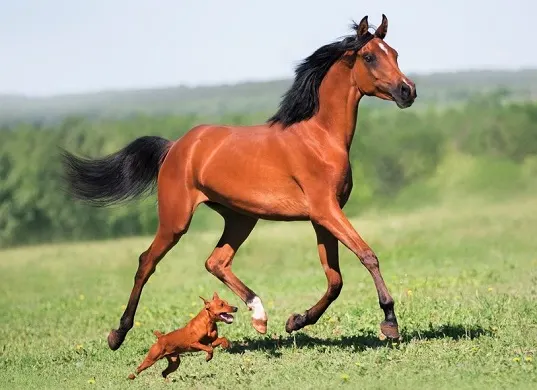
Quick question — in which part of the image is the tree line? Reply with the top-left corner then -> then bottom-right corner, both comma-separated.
0,93 -> 536,247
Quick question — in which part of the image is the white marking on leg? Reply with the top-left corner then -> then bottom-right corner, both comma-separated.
377,42 -> 389,55
247,296 -> 267,320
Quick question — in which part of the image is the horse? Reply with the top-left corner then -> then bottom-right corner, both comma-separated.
61,14 -> 417,351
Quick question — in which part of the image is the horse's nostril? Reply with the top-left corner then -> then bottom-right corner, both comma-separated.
400,83 -> 411,100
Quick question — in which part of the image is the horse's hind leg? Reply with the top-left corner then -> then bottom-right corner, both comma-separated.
108,186 -> 200,351
204,207 -> 268,334
108,225 -> 182,350
286,223 -> 342,333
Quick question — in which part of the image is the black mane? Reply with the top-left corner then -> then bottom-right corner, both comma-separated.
267,30 -> 374,128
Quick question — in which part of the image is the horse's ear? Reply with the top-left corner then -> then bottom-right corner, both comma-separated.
354,15 -> 369,37
375,14 -> 388,40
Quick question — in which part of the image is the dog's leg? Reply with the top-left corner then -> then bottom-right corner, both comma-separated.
128,342 -> 164,379
211,337 -> 230,349
190,342 -> 214,362
162,354 -> 180,379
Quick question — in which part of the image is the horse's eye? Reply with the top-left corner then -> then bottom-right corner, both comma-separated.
364,54 -> 374,63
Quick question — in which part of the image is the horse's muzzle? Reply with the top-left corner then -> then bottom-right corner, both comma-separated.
393,80 -> 417,108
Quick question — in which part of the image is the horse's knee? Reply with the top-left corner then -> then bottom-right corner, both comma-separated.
204,247 -> 233,277
205,255 -> 224,277
205,257 -> 218,272
360,250 -> 379,270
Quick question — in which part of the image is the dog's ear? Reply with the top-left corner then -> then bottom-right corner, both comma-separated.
212,291 -> 220,300
199,296 -> 208,305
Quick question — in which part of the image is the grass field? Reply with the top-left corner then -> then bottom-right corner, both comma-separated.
1,194 -> 536,389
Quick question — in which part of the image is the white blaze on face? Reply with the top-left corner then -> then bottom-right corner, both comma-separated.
401,74 -> 413,91
377,42 -> 389,56
247,296 -> 267,320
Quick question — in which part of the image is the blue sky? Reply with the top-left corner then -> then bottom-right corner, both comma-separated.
1,0 -> 534,96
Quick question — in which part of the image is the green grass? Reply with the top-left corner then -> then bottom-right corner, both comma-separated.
1,195 -> 536,389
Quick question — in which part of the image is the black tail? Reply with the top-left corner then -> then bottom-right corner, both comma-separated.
61,136 -> 172,207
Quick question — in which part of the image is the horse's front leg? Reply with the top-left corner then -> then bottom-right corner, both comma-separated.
306,197 -> 400,340
286,223 -> 342,333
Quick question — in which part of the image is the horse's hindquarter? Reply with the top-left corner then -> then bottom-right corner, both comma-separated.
192,125 -> 311,221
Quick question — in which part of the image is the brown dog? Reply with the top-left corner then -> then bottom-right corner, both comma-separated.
128,292 -> 237,380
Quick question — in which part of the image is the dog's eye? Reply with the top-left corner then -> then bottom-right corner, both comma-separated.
220,302 -> 224,307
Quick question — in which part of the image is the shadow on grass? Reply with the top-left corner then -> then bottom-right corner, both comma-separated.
227,323 -> 493,358
406,323 -> 492,341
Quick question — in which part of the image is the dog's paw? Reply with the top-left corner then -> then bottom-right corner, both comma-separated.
205,352 -> 213,362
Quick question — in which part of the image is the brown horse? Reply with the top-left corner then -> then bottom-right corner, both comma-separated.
62,14 -> 416,351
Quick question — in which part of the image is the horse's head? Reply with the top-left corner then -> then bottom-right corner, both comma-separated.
351,15 -> 416,109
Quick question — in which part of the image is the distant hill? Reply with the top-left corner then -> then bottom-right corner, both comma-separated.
1,68 -> 536,126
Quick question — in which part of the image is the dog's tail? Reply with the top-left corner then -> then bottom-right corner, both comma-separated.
153,330 -> 164,338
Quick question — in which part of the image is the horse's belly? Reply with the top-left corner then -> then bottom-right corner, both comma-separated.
200,173 -> 310,221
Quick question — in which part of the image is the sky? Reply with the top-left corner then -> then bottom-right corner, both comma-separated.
0,0 -> 535,96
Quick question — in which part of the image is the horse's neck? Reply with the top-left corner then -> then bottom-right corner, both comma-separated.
312,60 -> 363,151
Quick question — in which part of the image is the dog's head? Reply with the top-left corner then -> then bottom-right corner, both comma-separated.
199,292 -> 238,324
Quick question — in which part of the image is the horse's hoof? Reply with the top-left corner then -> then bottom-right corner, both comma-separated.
108,329 -> 125,351
127,374 -> 136,380
252,318 -> 267,334
380,320 -> 400,340
285,313 -> 307,334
